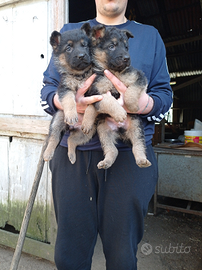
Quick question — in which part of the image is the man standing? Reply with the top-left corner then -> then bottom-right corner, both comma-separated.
41,0 -> 172,269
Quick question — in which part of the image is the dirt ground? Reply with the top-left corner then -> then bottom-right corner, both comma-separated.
137,211 -> 202,270
1,209 -> 202,270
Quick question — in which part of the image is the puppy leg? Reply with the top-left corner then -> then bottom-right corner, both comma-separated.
97,120 -> 119,169
68,126 -> 96,164
123,70 -> 147,112
124,116 -> 151,168
81,104 -> 98,134
95,94 -> 127,122
124,85 -> 143,113
60,91 -> 78,125
43,110 -> 66,161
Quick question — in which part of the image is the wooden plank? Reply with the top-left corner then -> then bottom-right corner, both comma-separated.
52,0 -> 66,31
0,130 -> 47,140
0,7 -> 14,114
0,1 -> 49,117
8,138 -> 50,241
0,229 -> 54,262
0,0 -> 30,8
48,195 -> 57,246
11,1 -> 49,116
0,137 -> 9,228
46,0 -> 68,61
0,117 -> 50,135
156,203 -> 202,216
0,136 -> 56,246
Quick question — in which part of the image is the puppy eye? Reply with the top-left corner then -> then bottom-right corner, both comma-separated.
108,44 -> 115,50
82,42 -> 87,48
66,44 -> 72,52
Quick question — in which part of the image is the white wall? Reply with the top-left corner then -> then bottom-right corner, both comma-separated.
0,0 -> 49,117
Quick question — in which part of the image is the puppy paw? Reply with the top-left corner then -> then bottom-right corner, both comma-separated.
43,150 -> 54,161
97,160 -> 112,170
126,104 -> 139,113
81,123 -> 93,134
68,152 -> 76,164
64,112 -> 78,125
114,109 -> 127,123
136,159 -> 151,168
131,105 -> 139,113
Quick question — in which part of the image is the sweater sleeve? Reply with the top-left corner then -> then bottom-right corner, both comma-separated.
40,25 -> 67,116
40,56 -> 60,115
142,31 -> 173,122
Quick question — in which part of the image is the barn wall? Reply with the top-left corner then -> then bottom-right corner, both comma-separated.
0,0 -> 68,261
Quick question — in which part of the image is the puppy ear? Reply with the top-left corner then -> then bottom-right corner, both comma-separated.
81,23 -> 91,36
123,30 -> 134,39
50,31 -> 61,50
92,24 -> 106,42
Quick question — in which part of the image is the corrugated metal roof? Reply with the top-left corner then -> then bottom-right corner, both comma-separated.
126,0 -> 202,124
128,0 -> 202,75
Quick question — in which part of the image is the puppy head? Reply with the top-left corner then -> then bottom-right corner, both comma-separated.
50,23 -> 92,73
91,24 -> 134,72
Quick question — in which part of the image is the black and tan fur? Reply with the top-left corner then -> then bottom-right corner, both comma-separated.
81,25 -> 151,169
43,23 -> 96,162
44,23 -> 151,170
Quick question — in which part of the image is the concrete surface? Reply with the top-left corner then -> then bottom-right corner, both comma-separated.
1,211 -> 202,270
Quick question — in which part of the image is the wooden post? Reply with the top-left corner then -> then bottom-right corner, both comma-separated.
49,0 -> 68,31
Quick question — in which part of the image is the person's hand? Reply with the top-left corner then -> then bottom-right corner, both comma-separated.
104,69 -> 126,108
53,93 -> 63,110
53,74 -> 103,113
75,74 -> 103,114
53,74 -> 103,127
104,70 -> 154,114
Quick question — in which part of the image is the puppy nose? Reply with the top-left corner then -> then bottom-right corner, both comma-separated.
78,53 -> 85,59
124,55 -> 130,62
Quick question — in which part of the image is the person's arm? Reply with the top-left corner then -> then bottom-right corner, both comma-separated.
140,30 -> 173,122
40,56 -> 60,115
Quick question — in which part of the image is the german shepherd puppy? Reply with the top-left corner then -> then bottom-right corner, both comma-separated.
81,25 -> 152,169
43,23 -> 96,162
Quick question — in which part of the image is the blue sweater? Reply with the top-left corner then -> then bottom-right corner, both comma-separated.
40,19 -> 173,150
